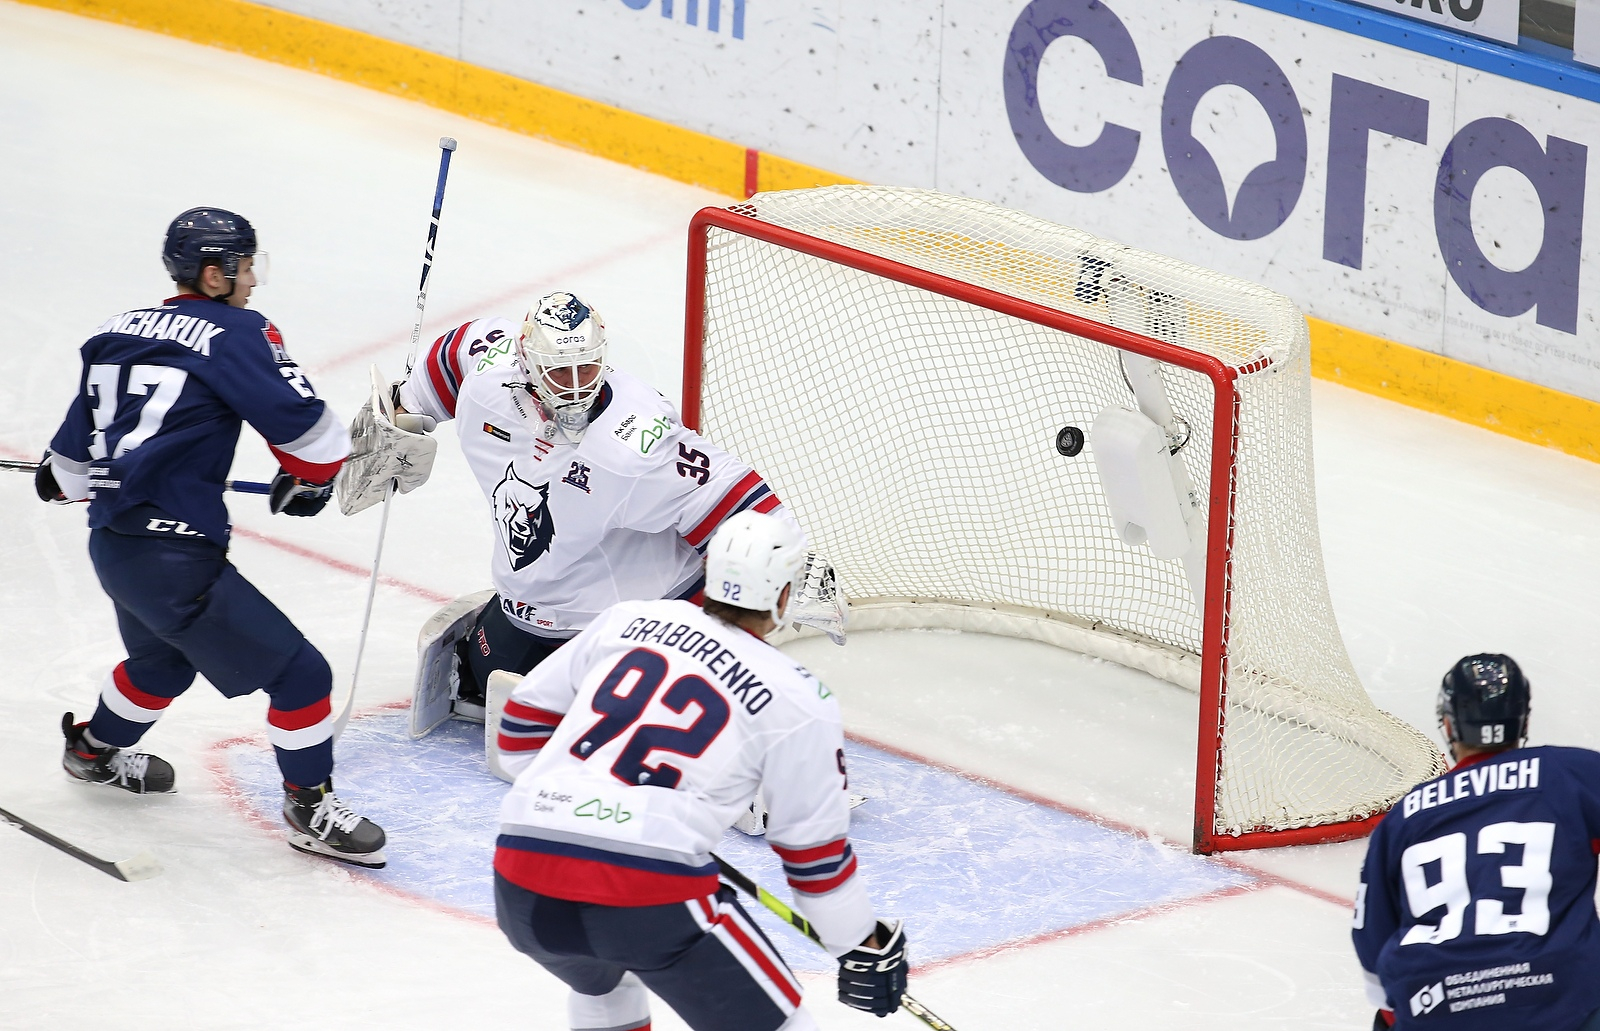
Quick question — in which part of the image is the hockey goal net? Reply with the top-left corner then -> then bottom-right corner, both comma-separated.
682,186 -> 1443,853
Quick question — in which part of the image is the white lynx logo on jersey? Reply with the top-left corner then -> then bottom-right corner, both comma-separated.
492,463 -> 556,571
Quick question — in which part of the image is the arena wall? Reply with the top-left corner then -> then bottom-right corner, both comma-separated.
21,0 -> 1600,460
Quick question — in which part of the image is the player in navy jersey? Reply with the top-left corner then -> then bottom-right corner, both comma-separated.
35,208 -> 386,867
1353,654 -> 1600,1030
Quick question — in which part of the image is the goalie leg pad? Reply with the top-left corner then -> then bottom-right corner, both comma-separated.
410,590 -> 496,739
484,669 -> 524,784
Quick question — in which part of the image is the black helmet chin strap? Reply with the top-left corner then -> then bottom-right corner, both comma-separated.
192,257 -> 241,303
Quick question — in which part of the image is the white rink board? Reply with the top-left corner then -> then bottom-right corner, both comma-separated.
248,0 -> 1600,403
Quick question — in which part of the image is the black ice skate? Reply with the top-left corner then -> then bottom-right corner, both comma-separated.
60,712 -> 176,794
283,780 -> 387,869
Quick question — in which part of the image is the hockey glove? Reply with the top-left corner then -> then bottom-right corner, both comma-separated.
389,381 -> 436,434
34,450 -> 66,503
336,364 -> 438,516
270,468 -> 335,517
789,551 -> 846,645
1372,1010 -> 1395,1030
838,919 -> 907,1018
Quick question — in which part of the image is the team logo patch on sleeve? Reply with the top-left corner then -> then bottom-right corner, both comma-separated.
483,422 -> 512,442
492,464 -> 556,571
262,322 -> 292,364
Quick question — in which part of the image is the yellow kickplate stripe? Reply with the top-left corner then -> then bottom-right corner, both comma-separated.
756,150 -> 862,193
1309,317 -> 1600,462
14,0 -> 830,199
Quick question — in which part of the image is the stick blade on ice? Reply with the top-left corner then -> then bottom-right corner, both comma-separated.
112,851 -> 163,882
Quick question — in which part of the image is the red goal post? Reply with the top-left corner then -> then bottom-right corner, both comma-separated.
681,186 -> 1442,853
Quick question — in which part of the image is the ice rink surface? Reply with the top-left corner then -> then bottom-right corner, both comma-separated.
2,3 -> 1599,1028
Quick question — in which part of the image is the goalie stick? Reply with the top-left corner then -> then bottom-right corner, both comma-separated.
333,135 -> 457,742
710,853 -> 958,1031
1,459 -> 270,495
0,805 -> 161,882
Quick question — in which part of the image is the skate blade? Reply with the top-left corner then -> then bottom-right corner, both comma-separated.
848,793 -> 868,810
286,833 -> 387,869
450,701 -> 487,724
62,768 -> 178,795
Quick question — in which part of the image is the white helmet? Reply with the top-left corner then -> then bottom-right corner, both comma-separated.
705,511 -> 807,629
519,291 -> 607,437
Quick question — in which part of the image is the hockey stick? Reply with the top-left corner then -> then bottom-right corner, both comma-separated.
333,135 -> 457,742
710,854 -> 959,1031
0,805 -> 161,882
1,459 -> 270,495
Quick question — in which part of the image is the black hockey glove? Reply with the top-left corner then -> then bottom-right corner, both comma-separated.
34,450 -> 67,503
1372,1009 -> 1395,1030
269,468 -> 334,517
837,919 -> 907,1018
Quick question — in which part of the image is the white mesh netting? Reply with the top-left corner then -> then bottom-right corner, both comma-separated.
693,186 -> 1443,843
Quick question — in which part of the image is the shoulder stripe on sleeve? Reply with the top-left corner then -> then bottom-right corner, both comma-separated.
270,406 -> 349,484
497,699 -> 565,756
771,837 -> 858,896
685,471 -> 776,549
423,323 -> 472,418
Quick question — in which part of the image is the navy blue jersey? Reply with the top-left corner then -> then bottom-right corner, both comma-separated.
1353,746 -> 1600,1030
49,295 -> 348,543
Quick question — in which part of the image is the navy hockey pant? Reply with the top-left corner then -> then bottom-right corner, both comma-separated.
454,595 -> 569,701
495,874 -> 805,1031
85,528 -> 334,787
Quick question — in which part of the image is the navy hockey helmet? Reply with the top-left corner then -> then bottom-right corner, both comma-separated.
1437,653 -> 1530,751
162,207 -> 257,284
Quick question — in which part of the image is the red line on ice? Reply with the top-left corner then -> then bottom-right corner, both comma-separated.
915,882 -> 1261,975
229,525 -> 452,604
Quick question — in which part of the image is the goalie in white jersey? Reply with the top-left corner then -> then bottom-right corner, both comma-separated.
492,511 -> 906,1031
349,291 -> 838,733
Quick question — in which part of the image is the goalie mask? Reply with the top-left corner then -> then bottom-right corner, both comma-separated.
519,291 -> 607,440
705,511 -> 807,630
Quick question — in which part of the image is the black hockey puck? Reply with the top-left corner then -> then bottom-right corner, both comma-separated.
1055,426 -> 1085,457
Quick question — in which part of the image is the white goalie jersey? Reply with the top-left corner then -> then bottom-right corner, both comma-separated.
399,317 -> 802,637
492,598 -> 875,955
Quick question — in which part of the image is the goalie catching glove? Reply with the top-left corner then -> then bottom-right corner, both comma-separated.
336,363 -> 438,516
838,919 -> 908,1018
788,550 -> 847,645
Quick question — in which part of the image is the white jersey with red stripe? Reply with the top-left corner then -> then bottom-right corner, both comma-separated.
399,318 -> 799,637
493,598 -> 876,955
